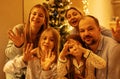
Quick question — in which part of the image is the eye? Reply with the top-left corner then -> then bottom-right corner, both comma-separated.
73,12 -> 77,16
50,38 -> 54,42
32,12 -> 37,16
43,37 -> 47,40
39,13 -> 44,17
69,45 -> 73,49
67,14 -> 71,19
88,26 -> 94,31
79,29 -> 85,33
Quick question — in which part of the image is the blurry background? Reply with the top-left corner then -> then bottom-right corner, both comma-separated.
0,0 -> 120,78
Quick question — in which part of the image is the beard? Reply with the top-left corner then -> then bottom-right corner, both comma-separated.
83,35 -> 98,46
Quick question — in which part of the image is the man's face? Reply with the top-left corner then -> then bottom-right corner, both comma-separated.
79,17 -> 101,46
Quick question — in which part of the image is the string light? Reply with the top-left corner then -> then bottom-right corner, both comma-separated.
82,0 -> 89,15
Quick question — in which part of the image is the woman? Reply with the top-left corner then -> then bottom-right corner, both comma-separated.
5,4 -> 49,79
3,27 -> 60,79
65,7 -> 112,37
57,34 -> 106,79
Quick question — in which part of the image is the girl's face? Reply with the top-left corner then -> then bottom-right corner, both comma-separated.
66,9 -> 82,28
40,31 -> 55,53
68,39 -> 82,57
30,7 -> 45,29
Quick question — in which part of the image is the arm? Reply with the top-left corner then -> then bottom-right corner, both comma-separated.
100,26 -> 112,37
5,24 -> 24,59
84,50 -> 106,69
108,44 -> 120,79
57,41 -> 70,79
3,55 -> 26,74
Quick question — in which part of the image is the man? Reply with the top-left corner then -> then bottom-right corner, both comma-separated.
65,7 -> 112,37
78,15 -> 120,79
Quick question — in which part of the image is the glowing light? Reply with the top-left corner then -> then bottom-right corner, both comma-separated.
82,0 -> 89,15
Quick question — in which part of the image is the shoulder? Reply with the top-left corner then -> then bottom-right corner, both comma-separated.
12,24 -> 24,33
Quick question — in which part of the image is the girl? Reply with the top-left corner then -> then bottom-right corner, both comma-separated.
4,27 -> 60,79
65,7 -> 112,37
5,4 -> 49,79
57,34 -> 106,79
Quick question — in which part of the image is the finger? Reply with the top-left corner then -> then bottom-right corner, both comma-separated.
116,17 -> 120,28
8,30 -> 16,40
29,43 -> 33,51
48,49 -> 52,57
30,47 -> 38,57
15,28 -> 20,36
111,27 -> 115,35
51,54 -> 56,62
25,43 -> 31,54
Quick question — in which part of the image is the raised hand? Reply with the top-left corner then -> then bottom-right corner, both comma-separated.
68,39 -> 85,56
41,49 -> 55,71
112,18 -> 120,43
23,43 -> 38,63
8,28 -> 24,47
59,41 -> 70,60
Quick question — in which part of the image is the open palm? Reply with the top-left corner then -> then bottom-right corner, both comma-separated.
41,51 -> 55,70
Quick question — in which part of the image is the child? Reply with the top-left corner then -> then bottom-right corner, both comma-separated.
3,27 -> 60,79
57,34 -> 106,79
5,4 -> 49,79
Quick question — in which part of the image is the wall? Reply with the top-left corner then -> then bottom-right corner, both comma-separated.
0,0 -> 23,78
87,0 -> 114,29
112,0 -> 120,18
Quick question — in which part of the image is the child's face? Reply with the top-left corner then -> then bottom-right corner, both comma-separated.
30,7 -> 45,29
40,31 -> 55,52
68,39 -> 83,57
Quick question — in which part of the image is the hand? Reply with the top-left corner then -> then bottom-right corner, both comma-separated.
23,43 -> 38,63
41,49 -> 55,71
112,18 -> 120,43
8,28 -> 24,47
68,40 -> 86,57
59,41 -> 70,60
65,39 -> 87,58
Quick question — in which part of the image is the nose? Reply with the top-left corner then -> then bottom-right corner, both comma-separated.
84,30 -> 90,35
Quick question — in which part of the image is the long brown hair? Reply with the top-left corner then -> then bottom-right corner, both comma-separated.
24,4 -> 49,48
65,34 -> 86,79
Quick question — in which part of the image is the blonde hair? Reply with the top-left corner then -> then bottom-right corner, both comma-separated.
38,27 -> 60,63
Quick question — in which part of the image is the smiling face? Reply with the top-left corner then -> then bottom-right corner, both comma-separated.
30,7 -> 45,30
66,9 -> 82,28
68,39 -> 83,57
79,16 -> 101,46
40,30 -> 55,53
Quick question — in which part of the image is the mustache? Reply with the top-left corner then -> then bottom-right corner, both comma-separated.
84,35 -> 92,39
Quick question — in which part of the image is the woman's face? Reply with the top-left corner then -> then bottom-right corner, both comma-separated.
40,31 -> 55,53
66,9 -> 82,28
30,7 -> 45,29
68,39 -> 82,57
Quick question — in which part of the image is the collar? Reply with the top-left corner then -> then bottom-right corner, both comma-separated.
95,35 -> 105,53
73,58 -> 84,69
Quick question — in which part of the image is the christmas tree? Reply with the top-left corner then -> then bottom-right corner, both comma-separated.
43,0 -> 70,51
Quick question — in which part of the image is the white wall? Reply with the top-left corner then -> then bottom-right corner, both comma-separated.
87,0 -> 114,29
0,0 -> 23,78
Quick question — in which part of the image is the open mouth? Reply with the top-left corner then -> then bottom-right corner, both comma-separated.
71,19 -> 78,25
